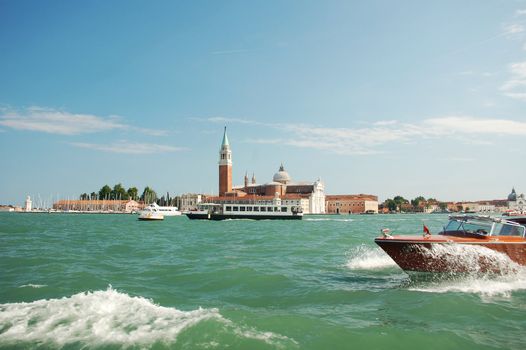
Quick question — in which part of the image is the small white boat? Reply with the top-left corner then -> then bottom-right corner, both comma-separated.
138,203 -> 182,217
138,211 -> 164,221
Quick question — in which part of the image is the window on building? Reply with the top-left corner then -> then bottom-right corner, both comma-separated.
281,207 -> 287,212
260,207 -> 266,212
267,207 -> 273,212
254,206 -> 259,211
240,207 -> 245,211
226,206 -> 232,211
233,206 -> 239,211
247,206 -> 253,211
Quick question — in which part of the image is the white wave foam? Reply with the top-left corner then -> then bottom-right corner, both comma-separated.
0,287 -> 297,348
305,218 -> 354,222
345,244 -> 397,270
407,244 -> 526,297
18,284 -> 47,288
0,287 -> 222,347
233,327 -> 299,348
416,243 -> 521,274
409,272 -> 526,297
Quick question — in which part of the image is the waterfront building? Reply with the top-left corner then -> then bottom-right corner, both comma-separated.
214,128 -> 326,214
180,193 -> 205,211
24,195 -> 32,212
508,187 -> 526,213
52,199 -> 142,212
325,194 -> 378,214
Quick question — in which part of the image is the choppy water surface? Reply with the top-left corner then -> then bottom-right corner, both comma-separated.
1,213 -> 525,349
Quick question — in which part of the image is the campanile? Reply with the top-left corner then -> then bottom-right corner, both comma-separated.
218,127 -> 232,196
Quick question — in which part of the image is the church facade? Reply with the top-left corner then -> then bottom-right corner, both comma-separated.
507,187 -> 526,213
212,128 -> 326,214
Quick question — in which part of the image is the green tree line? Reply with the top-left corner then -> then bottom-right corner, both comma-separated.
79,184 -> 158,203
382,195 -> 447,213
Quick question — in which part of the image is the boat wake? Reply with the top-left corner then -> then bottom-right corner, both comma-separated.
415,243 -> 521,275
18,284 -> 47,289
345,244 -> 398,270
407,272 -> 526,297
405,244 -> 526,297
0,286 -> 297,348
305,218 -> 354,222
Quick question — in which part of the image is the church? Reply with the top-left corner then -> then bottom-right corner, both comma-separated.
209,127 -> 326,214
507,187 -> 526,213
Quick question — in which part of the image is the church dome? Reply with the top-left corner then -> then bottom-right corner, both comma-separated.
508,188 -> 517,201
273,164 -> 291,184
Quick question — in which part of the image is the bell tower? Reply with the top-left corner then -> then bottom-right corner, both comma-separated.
218,127 -> 232,196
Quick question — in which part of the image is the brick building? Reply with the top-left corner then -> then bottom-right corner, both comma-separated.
325,194 -> 379,214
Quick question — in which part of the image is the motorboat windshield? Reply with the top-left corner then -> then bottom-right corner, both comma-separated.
441,215 -> 526,238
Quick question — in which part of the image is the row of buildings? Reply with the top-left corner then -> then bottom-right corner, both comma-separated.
47,193 -> 378,214
43,127 -> 379,214
377,188 -> 526,214
31,128 -> 526,216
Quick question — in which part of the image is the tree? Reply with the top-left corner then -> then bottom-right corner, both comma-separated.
393,196 -> 409,212
410,196 -> 426,212
99,185 -> 112,200
90,192 -> 97,200
112,183 -> 128,200
411,196 -> 426,208
141,186 -> 158,204
79,193 -> 88,200
127,187 -> 138,201
439,202 -> 448,211
384,199 -> 397,212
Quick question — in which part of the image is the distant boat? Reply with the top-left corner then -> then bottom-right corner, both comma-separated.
138,211 -> 164,221
186,202 -> 303,220
138,203 -> 181,217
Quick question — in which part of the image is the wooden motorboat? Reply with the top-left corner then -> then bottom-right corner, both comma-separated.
375,215 -> 526,274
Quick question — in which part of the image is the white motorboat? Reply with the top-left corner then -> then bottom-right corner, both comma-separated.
138,203 -> 182,217
138,211 -> 164,221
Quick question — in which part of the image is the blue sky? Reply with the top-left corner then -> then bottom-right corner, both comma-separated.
1,0 -> 526,206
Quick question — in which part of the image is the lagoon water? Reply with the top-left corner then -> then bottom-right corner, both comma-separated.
0,213 -> 525,349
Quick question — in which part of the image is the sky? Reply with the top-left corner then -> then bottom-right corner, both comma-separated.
1,0 -> 526,206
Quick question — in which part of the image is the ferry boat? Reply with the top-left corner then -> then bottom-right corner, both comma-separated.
186,201 -> 303,220
375,215 -> 526,274
138,203 -> 182,217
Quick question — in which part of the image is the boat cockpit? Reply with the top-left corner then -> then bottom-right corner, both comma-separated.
440,215 -> 526,238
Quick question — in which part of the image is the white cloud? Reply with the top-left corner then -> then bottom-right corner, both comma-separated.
503,23 -> 525,35
500,61 -> 526,100
0,107 -> 167,136
373,120 -> 398,126
516,9 -> 526,16
70,141 -> 187,154
207,116 -> 526,155
423,116 -> 526,135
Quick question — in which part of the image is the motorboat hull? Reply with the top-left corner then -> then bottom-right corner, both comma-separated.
375,236 -> 526,274
138,217 -> 164,221
138,212 -> 164,221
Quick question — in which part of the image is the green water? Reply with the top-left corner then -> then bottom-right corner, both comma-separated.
0,213 -> 525,349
